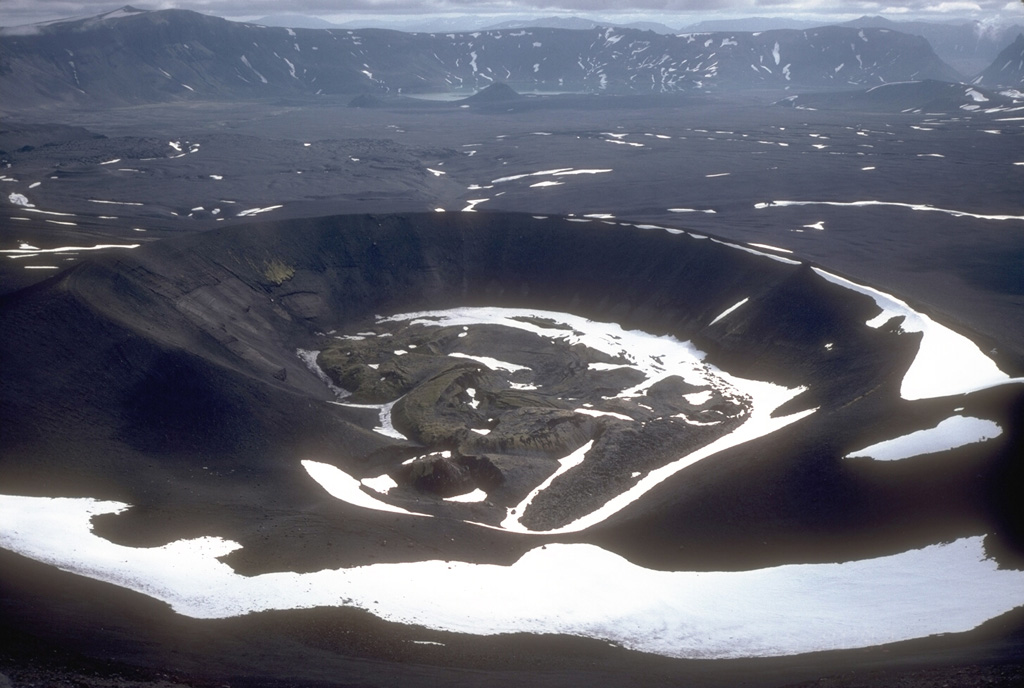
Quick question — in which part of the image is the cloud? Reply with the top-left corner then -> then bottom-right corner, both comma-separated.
930,0 -> 982,9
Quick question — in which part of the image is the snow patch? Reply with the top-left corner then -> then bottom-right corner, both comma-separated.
813,268 -> 1017,400
710,298 -> 748,325
304,462 -> 426,516
237,205 -> 283,217
446,489 -> 488,503
748,243 -> 792,254
462,198 -> 489,212
758,199 -> 1024,222
1,496 -> 1020,659
965,88 -> 989,103
1,244 -> 139,256
846,416 -> 1002,461
448,352 -> 528,373
240,55 -> 268,83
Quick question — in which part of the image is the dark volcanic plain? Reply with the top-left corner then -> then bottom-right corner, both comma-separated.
2,13 -> 1024,688
4,91 -> 1023,363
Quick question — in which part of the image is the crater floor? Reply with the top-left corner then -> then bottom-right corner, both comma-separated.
310,307 -> 808,533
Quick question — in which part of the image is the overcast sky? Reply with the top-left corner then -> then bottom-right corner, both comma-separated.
2,0 -> 1022,29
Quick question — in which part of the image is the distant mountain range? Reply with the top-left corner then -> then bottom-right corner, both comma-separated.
250,12 -> 1021,74
253,14 -> 340,30
1,7 -> 979,110
836,16 -> 1023,75
475,15 -> 1024,75
479,16 -> 678,34
973,33 -> 1024,88
252,13 -> 681,34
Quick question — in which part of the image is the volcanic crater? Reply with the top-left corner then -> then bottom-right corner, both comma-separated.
1,210 -> 1023,683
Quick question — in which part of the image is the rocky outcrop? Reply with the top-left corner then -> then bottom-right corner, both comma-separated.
392,452 -> 505,498
461,82 -> 523,103
391,366 -> 488,447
